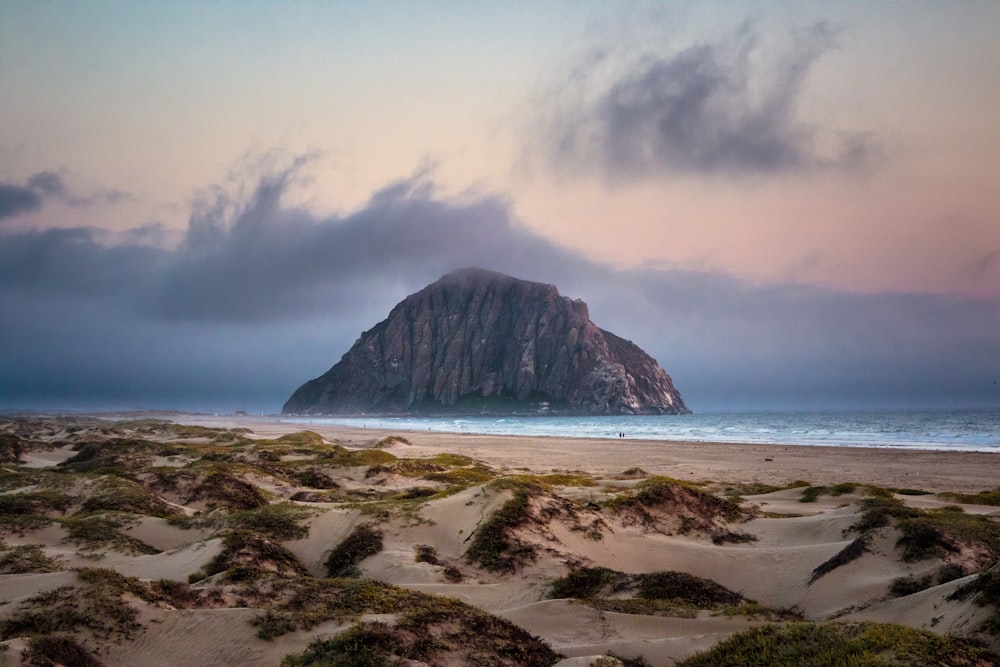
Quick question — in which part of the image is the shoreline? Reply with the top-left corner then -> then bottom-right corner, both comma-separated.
174,414 -> 1000,494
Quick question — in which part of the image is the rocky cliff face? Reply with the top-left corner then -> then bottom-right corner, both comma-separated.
282,268 -> 689,416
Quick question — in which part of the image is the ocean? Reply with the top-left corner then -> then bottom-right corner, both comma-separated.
282,408 -> 1000,453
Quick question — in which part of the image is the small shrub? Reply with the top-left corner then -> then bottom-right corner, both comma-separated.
227,503 -> 313,541
809,533 -> 872,584
799,486 -> 825,503
936,562 -> 967,584
677,621 -> 1000,667
253,610 -> 297,640
548,567 -> 617,599
0,544 -> 64,574
62,516 -> 160,555
414,544 -> 440,564
206,530 -> 310,579
940,487 -> 1000,507
465,491 -> 537,573
636,571 -> 744,607
712,530 -> 758,545
847,497 -> 920,534
22,635 -> 105,667
325,524 -> 384,577
291,467 -> 338,489
890,575 -> 933,597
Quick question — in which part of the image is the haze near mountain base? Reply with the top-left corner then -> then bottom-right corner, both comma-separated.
282,268 -> 689,416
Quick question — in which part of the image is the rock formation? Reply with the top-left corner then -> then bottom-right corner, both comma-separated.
282,268 -> 689,415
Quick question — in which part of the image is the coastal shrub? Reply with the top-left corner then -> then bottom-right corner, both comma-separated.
940,487 -> 1000,507
723,482 -> 783,498
801,482 -> 857,502
62,515 -> 160,555
846,496 -> 921,534
280,598 -> 561,667
414,544 -> 440,564
0,543 -> 64,574
423,465 -> 495,487
897,509 -> 1000,563
226,502 -> 314,541
608,476 -> 745,533
799,486 -> 825,503
676,621 -> 1000,667
0,433 -> 24,463
79,476 -> 177,518
325,524 -> 384,577
206,530 -> 310,579
0,571 -> 145,642
374,435 -> 410,448
22,635 -> 106,667
281,622 -> 397,666
537,472 -> 598,487
253,610 -> 297,641
935,562 -> 967,584
950,564 -> 1000,636
549,567 -> 754,615
890,575 -> 934,597
0,490 -> 75,515
712,530 -> 758,545
275,430 -> 327,447
548,566 -> 618,599
322,446 -> 397,467
466,490 -> 537,573
190,471 -> 268,509
637,571 -> 745,606
809,532 -> 872,584
290,467 -> 338,489
429,453 -> 475,467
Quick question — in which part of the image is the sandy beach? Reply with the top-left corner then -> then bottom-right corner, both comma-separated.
189,415 -> 1000,494
1,414 -> 998,666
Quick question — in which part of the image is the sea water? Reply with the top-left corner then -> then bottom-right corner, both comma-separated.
283,408 -> 1000,453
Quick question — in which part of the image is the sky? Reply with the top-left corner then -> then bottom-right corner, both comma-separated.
1,1 -> 998,413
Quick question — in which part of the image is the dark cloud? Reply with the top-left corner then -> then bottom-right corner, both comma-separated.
537,22 -> 877,180
0,171 -> 131,221
1,163 -> 996,412
0,183 -> 42,220
26,171 -> 68,197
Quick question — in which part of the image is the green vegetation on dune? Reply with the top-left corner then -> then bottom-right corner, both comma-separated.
465,489 -> 538,573
22,635 -> 106,667
0,542 -> 65,574
950,563 -> 1000,636
279,596 -> 560,667
325,523 -> 384,578
547,566 -> 799,621
940,487 -> 1000,507
202,529 -> 310,581
676,621 -> 999,667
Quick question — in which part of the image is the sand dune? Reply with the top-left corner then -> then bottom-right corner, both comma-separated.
1,414 -> 998,666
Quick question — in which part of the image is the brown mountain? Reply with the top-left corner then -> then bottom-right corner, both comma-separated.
282,268 -> 689,416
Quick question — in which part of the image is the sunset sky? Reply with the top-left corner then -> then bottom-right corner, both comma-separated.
2,1 -> 998,412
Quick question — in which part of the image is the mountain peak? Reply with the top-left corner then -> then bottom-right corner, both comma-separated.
283,269 -> 688,416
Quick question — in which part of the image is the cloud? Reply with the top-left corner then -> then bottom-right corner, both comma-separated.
536,22 -> 877,180
25,171 -> 68,197
1,160 -> 996,411
0,183 -> 43,220
0,171 -> 131,221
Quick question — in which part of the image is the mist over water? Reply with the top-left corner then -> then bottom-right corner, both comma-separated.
285,409 -> 1000,453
